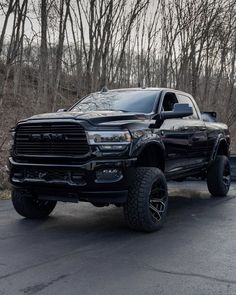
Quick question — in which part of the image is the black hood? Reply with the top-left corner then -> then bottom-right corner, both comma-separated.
23,110 -> 149,125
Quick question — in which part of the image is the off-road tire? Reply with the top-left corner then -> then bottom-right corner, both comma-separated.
207,155 -> 231,197
124,167 -> 168,232
12,189 -> 57,219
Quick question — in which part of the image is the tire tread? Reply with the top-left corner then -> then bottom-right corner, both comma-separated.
124,167 -> 168,232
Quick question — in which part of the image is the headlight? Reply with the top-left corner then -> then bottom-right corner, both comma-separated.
9,129 -> 15,147
86,131 -> 131,151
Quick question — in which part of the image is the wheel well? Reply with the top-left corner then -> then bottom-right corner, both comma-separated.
217,140 -> 229,157
136,144 -> 165,171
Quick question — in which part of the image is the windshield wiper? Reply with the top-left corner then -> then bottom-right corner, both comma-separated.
93,108 -> 131,112
110,109 -> 130,113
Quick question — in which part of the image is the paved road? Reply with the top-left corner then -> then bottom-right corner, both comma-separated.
0,181 -> 236,295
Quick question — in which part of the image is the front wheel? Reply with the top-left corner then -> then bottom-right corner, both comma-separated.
124,167 -> 168,232
12,189 -> 57,219
207,155 -> 231,197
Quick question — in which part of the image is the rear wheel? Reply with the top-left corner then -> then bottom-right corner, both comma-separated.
124,167 -> 168,232
12,189 -> 57,219
207,155 -> 231,197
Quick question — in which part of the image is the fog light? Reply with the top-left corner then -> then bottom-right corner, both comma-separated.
96,168 -> 123,183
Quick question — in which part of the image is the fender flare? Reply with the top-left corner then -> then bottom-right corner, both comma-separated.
130,139 -> 166,171
131,139 -> 165,158
210,134 -> 229,161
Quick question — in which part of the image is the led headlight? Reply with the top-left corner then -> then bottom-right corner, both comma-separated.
9,128 -> 16,147
86,131 -> 131,151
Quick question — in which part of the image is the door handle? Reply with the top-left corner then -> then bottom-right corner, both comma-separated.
199,127 -> 206,131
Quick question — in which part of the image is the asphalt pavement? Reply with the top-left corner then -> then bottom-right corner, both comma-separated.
0,181 -> 236,295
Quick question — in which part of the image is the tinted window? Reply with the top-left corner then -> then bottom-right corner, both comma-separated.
162,92 -> 178,111
177,94 -> 198,119
71,91 -> 160,113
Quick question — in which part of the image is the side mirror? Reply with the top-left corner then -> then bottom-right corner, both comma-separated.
57,108 -> 67,113
161,103 -> 193,120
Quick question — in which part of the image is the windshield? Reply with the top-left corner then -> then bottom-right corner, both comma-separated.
71,90 -> 160,113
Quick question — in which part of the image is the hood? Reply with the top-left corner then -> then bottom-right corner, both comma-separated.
205,121 -> 228,131
22,110 -> 149,125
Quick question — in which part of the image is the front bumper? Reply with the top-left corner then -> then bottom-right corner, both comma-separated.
9,157 -> 137,204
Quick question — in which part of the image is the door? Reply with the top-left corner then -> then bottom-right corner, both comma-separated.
157,91 -> 192,174
177,93 -> 208,167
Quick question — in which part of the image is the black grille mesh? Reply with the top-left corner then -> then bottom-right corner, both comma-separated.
15,123 -> 90,156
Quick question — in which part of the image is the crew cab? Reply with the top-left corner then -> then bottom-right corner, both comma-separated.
9,88 -> 231,232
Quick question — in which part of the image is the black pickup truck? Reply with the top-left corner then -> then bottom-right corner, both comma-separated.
9,88 -> 231,232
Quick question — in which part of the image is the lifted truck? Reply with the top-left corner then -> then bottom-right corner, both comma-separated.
9,88 -> 231,232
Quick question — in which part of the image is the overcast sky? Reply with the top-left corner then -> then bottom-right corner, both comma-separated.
0,0 -> 157,46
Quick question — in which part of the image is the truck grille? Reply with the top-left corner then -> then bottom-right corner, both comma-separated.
15,123 -> 90,157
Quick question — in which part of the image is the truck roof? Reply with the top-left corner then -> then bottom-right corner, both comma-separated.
105,87 -> 192,97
